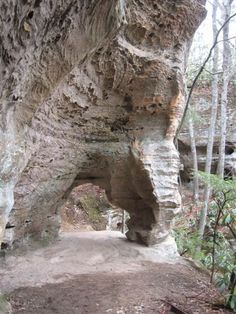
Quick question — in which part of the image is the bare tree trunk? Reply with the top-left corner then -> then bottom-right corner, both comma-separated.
198,0 -> 219,237
217,0 -> 232,178
188,114 -> 199,204
122,210 -> 126,234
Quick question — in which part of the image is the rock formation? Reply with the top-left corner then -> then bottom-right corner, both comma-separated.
0,0 -> 206,248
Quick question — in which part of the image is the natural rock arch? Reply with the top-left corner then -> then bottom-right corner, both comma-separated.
0,0 -> 206,248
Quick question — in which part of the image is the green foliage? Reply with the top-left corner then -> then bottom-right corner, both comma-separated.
174,172 -> 236,311
228,293 -> 236,312
80,193 -> 110,230
198,171 -> 236,193
80,196 -> 101,221
222,208 -> 236,225
173,226 -> 203,258
0,294 -> 11,313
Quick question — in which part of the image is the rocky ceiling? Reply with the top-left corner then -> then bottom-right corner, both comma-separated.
0,0 -> 206,248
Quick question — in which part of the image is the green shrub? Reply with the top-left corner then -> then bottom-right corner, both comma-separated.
173,172 -> 236,312
0,294 -> 11,314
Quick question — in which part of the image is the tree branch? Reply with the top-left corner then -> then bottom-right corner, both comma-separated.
227,223 -> 236,239
204,69 -> 223,75
175,11 -> 236,142
216,35 -> 236,44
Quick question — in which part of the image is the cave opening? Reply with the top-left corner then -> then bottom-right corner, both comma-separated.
0,183 -> 128,251
59,183 -> 127,235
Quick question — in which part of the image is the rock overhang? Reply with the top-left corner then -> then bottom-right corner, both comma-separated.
0,0 -> 206,248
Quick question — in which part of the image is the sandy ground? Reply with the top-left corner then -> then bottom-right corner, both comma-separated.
0,231 -> 233,313
0,231 -> 178,292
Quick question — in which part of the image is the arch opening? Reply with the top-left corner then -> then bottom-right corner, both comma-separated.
59,183 -> 126,234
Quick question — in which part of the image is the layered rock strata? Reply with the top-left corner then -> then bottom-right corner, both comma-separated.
0,0 -> 206,248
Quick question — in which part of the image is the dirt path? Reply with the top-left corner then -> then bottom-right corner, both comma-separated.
0,231 -> 233,313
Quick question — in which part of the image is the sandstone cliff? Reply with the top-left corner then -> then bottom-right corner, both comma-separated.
0,0 -> 206,248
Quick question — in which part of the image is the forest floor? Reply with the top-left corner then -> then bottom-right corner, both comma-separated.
0,231 -> 233,314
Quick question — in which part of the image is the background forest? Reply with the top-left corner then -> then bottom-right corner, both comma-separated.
173,0 -> 236,311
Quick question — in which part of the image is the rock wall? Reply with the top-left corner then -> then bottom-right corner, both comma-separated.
0,0 -> 206,248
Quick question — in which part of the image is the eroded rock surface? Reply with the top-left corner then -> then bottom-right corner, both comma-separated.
0,0 -> 206,248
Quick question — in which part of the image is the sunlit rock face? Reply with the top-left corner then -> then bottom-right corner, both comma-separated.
0,0 -> 206,248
